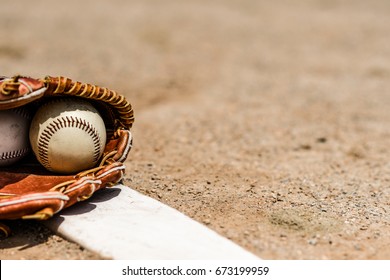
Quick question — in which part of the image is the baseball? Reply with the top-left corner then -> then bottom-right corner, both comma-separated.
0,108 -> 32,167
29,98 -> 107,174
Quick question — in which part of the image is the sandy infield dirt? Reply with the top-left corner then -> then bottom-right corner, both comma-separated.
1,0 -> 389,259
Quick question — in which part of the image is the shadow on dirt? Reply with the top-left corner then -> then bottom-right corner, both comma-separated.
0,220 -> 53,250
0,187 -> 122,251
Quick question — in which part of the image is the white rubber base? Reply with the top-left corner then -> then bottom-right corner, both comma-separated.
43,185 -> 260,260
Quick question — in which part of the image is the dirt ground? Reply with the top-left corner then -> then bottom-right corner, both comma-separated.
1,0 -> 390,260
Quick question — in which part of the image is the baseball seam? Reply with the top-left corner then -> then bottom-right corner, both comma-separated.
0,107 -> 31,164
37,116 -> 102,170
12,107 -> 31,120
0,148 -> 29,161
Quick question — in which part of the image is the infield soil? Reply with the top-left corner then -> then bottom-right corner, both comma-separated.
1,0 -> 390,259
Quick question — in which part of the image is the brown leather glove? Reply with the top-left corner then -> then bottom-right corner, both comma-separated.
0,75 -> 134,237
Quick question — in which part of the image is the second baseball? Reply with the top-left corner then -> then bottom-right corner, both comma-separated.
0,108 -> 32,167
29,98 -> 107,174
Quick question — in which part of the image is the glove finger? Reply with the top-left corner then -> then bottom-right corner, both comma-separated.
0,76 -> 46,110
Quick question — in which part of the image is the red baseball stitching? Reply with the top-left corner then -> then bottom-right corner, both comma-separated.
37,116 -> 102,170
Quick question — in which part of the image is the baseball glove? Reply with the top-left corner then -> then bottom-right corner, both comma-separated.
0,75 -> 134,238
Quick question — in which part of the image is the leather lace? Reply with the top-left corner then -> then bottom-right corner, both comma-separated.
0,75 -> 21,96
41,76 -> 134,131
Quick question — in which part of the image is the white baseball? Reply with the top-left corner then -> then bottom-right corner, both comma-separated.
29,98 -> 107,174
0,108 -> 31,166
